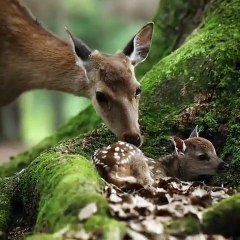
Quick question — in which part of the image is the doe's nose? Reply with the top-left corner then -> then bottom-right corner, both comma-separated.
218,161 -> 230,171
122,133 -> 142,147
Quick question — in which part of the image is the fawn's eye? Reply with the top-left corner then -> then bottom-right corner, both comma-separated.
96,91 -> 108,105
198,154 -> 207,161
135,88 -> 142,97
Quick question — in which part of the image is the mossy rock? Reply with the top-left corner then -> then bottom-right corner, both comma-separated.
202,194 -> 240,236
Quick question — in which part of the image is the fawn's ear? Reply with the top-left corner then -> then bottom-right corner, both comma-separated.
173,136 -> 187,155
66,28 -> 92,67
123,22 -> 153,66
189,125 -> 199,138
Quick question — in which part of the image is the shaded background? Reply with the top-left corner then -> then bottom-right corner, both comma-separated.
0,0 -> 159,161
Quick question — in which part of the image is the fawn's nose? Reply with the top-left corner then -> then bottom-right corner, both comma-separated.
122,133 -> 142,147
218,161 -> 230,171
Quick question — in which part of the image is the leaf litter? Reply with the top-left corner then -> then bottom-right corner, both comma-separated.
52,178 -> 235,240
104,177 -> 235,240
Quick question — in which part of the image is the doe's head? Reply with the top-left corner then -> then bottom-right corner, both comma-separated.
173,126 -> 229,181
67,23 -> 154,146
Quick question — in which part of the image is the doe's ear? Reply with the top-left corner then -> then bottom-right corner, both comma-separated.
173,136 -> 187,155
123,22 -> 153,66
189,125 -> 199,138
66,28 -> 92,64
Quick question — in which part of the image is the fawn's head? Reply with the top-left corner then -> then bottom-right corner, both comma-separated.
67,23 -> 153,146
173,126 -> 229,181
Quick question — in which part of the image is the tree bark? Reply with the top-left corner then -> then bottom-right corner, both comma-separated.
1,0 -> 240,238
136,0 -> 212,78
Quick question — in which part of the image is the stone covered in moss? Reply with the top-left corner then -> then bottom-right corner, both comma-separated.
202,194 -> 240,236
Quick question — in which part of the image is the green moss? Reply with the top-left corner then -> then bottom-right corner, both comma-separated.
26,220 -> 125,240
0,178 -> 12,231
202,194 -> 240,236
84,215 -> 125,239
26,233 -> 60,240
139,0 -> 240,183
17,153 -> 124,236
0,106 -> 100,178
167,215 -> 201,236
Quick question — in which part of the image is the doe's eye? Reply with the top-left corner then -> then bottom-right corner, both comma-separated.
96,91 -> 108,105
135,88 -> 142,97
198,154 -> 207,161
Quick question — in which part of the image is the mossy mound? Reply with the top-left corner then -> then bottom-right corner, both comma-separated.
16,153 -> 125,238
202,194 -> 240,236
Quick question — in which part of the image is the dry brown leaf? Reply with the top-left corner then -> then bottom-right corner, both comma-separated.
126,229 -> 150,240
141,218 -> 164,234
103,177 -> 232,239
74,230 -> 91,240
78,203 -> 98,221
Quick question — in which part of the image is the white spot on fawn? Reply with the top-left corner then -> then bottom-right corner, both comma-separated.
115,147 -> 120,152
114,156 -> 120,160
130,151 -> 135,156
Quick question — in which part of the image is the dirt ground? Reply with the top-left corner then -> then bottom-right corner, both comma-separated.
0,141 -> 26,163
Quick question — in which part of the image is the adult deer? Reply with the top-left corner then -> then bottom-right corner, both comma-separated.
0,0 -> 153,146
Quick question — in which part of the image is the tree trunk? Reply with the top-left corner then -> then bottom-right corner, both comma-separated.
1,0 -> 240,238
136,0 -> 212,78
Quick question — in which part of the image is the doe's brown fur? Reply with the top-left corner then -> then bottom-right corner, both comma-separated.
0,0 -> 153,146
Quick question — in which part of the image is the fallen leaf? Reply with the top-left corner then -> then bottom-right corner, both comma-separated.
78,203 -> 98,221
